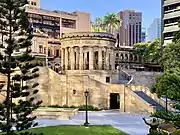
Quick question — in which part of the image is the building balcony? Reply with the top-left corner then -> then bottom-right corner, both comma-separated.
164,0 -> 180,6
164,9 -> 180,20
163,24 -> 179,33
163,38 -> 173,46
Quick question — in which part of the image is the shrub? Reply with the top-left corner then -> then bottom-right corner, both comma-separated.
172,130 -> 180,135
78,105 -> 102,111
42,105 -> 102,111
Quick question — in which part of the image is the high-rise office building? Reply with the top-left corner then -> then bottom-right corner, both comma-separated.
162,0 -> 180,46
118,10 -> 142,46
147,18 -> 161,42
141,28 -> 146,42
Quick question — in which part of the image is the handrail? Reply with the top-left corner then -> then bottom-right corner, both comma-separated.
120,70 -> 134,84
127,75 -> 134,84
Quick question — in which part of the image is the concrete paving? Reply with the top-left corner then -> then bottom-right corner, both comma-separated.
36,111 -> 149,135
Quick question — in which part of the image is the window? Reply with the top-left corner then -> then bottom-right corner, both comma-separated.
62,18 -> 76,29
39,45 -> 43,53
106,77 -> 110,83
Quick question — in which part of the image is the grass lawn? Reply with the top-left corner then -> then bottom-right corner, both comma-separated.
28,125 -> 128,135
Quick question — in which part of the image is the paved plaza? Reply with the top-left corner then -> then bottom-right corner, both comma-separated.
36,111 -> 149,135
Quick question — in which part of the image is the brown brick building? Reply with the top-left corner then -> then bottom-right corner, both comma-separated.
26,0 -> 91,64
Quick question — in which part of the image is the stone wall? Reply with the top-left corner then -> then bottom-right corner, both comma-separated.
125,70 -> 162,88
35,68 -> 156,114
0,67 -> 158,114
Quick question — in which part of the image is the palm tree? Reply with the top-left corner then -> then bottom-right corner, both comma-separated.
91,17 -> 105,32
102,13 -> 122,34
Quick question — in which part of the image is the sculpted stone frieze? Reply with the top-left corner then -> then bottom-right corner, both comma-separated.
74,40 -> 80,44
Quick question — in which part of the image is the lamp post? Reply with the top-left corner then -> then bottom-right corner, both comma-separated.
117,33 -> 121,83
84,89 -> 89,126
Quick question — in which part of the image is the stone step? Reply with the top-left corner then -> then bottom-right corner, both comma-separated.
134,91 -> 165,111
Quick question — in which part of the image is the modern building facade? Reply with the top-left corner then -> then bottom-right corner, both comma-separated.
147,18 -> 161,42
25,0 -> 91,64
118,10 -> 142,46
162,0 -> 180,46
141,28 -> 146,42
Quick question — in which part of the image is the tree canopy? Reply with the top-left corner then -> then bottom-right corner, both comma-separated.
160,42 -> 180,70
133,38 -> 161,63
91,13 -> 121,34
0,0 -> 42,134
149,24 -> 180,134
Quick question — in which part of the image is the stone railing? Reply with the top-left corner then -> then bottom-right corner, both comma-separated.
88,76 -> 109,88
129,85 -> 176,112
32,108 -> 79,120
61,32 -> 115,39
120,70 -> 134,84
125,85 -> 156,114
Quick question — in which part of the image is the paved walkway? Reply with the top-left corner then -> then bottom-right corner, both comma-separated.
36,111 -> 149,135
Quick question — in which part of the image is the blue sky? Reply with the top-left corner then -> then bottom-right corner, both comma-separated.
41,0 -> 161,29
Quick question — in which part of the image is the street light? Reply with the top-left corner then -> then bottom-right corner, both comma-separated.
84,89 -> 89,126
117,33 -> 121,83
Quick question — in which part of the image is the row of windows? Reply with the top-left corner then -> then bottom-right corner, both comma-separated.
29,15 -> 76,29
164,2 -> 180,13
29,14 -> 60,22
164,16 -> 180,25
39,46 -> 60,57
28,1 -> 36,6
129,24 -> 141,46
62,18 -> 76,29
164,32 -> 174,38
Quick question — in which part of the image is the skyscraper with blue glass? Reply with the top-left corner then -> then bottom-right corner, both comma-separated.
147,18 -> 161,42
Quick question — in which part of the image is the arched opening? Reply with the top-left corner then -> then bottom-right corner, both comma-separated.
94,51 -> 98,70
130,54 -> 133,61
56,49 -> 59,57
48,48 -> 51,56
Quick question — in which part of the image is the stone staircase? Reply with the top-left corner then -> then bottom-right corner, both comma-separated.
134,91 -> 165,111
119,74 -> 129,84
130,85 -> 176,112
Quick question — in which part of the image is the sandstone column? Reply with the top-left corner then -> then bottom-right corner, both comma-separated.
79,47 -> 83,70
61,48 -> 64,70
106,48 -> 110,70
98,47 -> 102,70
89,47 -> 94,70
84,51 -> 87,70
110,49 -> 115,70
65,47 -> 68,70
76,48 -> 79,70
70,47 -> 75,70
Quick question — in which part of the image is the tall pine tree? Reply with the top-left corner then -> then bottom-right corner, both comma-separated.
0,0 -> 42,134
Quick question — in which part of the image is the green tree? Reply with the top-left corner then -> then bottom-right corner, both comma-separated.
91,17 -> 105,32
150,25 -> 180,134
0,0 -> 42,134
160,42 -> 180,70
102,13 -> 121,34
172,23 -> 180,43
133,42 -> 150,61
132,39 -> 161,64
148,38 -> 161,63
